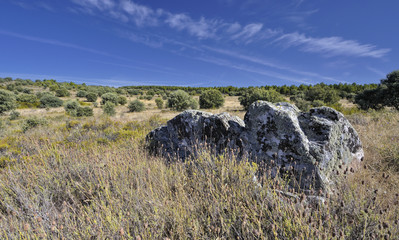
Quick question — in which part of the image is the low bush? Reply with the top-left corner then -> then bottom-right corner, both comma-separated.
101,92 -> 119,105
55,87 -> 70,97
239,88 -> 285,109
103,102 -> 116,116
9,110 -> 20,120
39,95 -> 63,108
128,99 -> 145,112
155,98 -> 164,109
199,89 -> 224,109
168,90 -> 198,111
0,89 -> 17,114
64,100 -> 93,117
22,117 -> 47,132
86,92 -> 98,102
76,90 -> 88,98
117,95 -> 127,105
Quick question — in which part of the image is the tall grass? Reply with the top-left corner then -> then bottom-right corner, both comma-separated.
0,112 -> 398,239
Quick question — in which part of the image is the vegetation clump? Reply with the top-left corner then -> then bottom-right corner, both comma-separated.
103,102 -> 116,116
239,88 -> 285,109
167,90 -> 198,111
101,92 -> 119,105
9,110 -> 20,120
86,92 -> 98,102
155,98 -> 164,109
55,87 -> 71,97
355,70 -> 399,110
199,89 -> 224,109
64,100 -> 93,117
128,99 -> 146,112
39,94 -> 63,108
0,89 -> 17,114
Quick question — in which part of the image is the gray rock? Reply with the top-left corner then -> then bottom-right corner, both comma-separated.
146,110 -> 246,159
146,101 -> 363,192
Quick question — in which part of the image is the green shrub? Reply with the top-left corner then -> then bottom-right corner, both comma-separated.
64,100 -> 80,115
145,95 -> 153,100
55,87 -> 70,97
199,89 -> 224,109
36,91 -> 53,99
86,92 -> 98,102
39,95 -> 63,108
103,102 -> 116,116
76,106 -> 93,117
355,70 -> 399,110
101,92 -> 119,105
239,88 -> 285,110
16,93 -> 38,103
168,90 -> 198,111
117,95 -> 127,105
155,98 -> 164,109
0,89 -> 17,114
22,117 -> 47,132
64,100 -> 93,117
306,86 -> 340,105
128,99 -> 145,112
76,90 -> 88,98
9,110 -> 20,120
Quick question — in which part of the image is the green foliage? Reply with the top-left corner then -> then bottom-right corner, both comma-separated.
9,110 -> 20,120
239,88 -> 285,109
101,92 -> 119,105
64,100 -> 93,117
155,98 -> 164,109
145,95 -> 153,100
55,87 -> 71,97
306,85 -> 340,104
76,106 -> 93,117
0,89 -> 17,114
86,92 -> 98,102
355,70 -> 399,110
22,117 -> 47,132
16,93 -> 38,104
103,102 -> 116,116
128,99 -> 146,112
117,95 -> 127,105
39,95 -> 63,108
167,90 -> 198,111
76,90 -> 88,98
199,89 -> 224,109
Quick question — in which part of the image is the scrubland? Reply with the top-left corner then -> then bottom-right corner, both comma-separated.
0,96 -> 398,239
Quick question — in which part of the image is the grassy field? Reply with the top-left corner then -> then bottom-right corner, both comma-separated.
0,95 -> 399,239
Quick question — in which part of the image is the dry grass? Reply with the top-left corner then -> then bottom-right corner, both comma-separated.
0,101 -> 398,239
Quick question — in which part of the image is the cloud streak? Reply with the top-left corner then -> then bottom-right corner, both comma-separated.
69,0 -> 271,42
276,32 -> 391,58
0,29 -> 132,62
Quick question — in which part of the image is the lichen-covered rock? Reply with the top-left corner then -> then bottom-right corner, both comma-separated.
146,110 -> 245,159
244,102 -> 363,191
146,101 -> 363,192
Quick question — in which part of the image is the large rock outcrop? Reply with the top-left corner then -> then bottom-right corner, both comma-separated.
146,101 -> 364,192
147,111 -> 245,159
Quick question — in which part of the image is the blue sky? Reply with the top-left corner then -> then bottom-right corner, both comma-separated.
0,0 -> 397,87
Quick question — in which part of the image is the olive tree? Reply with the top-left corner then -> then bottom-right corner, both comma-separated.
199,89 -> 224,109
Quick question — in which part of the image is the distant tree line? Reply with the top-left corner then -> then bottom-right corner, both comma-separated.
1,71 -> 397,115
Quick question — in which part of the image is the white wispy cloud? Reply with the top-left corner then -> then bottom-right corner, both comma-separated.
165,13 -> 219,39
120,0 -> 158,26
232,23 -> 263,40
72,0 -> 115,11
276,32 -> 391,58
204,46 -> 346,83
196,56 -> 313,85
68,0 -> 268,42
0,30 -> 131,62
